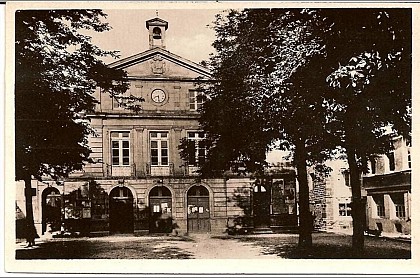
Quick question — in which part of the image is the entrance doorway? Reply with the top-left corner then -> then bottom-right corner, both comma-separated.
42,188 -> 62,235
149,186 -> 172,233
253,183 -> 271,228
187,185 -> 210,233
109,187 -> 134,234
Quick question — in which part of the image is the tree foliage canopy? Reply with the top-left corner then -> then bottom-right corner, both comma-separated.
318,9 -> 411,172
15,9 -> 138,181
191,8 -> 411,175
185,9 -> 337,177
180,8 -> 411,251
318,9 -> 411,254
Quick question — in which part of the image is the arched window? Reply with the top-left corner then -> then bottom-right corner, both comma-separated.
110,186 -> 132,199
150,186 -> 171,197
153,27 -> 162,39
187,185 -> 209,196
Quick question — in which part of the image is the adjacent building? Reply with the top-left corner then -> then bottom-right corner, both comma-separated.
309,160 -> 354,233
363,136 -> 411,235
310,135 -> 411,237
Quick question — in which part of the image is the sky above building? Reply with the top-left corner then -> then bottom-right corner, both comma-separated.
91,9 -> 222,64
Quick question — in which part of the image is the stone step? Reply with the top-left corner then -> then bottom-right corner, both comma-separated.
269,226 -> 299,234
252,228 -> 273,234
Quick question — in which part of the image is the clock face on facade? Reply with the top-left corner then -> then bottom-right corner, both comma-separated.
151,89 -> 166,103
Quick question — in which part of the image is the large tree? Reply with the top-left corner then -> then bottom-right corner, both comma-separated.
269,8 -> 411,255
181,9 -> 335,249
182,8 -> 410,256
322,9 -> 411,256
15,10 -> 140,244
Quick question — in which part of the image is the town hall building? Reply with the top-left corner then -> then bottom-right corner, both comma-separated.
16,17 -> 298,237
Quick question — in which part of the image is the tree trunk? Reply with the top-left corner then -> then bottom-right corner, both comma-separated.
295,139 -> 312,249
24,174 -> 37,245
346,143 -> 365,257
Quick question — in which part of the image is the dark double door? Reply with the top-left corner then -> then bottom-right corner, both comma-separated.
149,186 -> 173,233
187,186 -> 210,233
42,188 -> 62,235
109,187 -> 134,234
253,184 -> 271,228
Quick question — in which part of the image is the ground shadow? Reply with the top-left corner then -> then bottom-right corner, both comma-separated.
213,233 -> 411,259
16,236 -> 194,259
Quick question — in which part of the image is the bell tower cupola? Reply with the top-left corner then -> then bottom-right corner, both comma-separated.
146,16 -> 168,49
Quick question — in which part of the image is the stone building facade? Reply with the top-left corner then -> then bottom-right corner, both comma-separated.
309,136 -> 411,237
16,17 -> 298,237
363,136 -> 411,236
309,160 -> 353,233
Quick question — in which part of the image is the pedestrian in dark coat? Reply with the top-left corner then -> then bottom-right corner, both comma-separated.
26,222 -> 37,247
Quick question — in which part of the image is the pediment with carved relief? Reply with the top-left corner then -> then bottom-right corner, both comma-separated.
109,47 -> 211,80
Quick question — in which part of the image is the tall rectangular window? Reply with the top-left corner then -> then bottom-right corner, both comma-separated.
111,132 -> 130,166
373,195 -> 385,218
408,147 -> 411,169
150,131 -> 169,166
187,132 -> 206,166
395,205 -> 406,218
189,90 -> 205,111
387,152 -> 395,171
370,157 -> 376,174
391,193 -> 406,218
343,170 -> 351,187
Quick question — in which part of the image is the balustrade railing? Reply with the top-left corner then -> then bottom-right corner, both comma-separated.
106,163 -> 136,178
104,162 -> 200,178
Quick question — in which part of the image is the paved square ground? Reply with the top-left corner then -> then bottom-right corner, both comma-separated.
15,232 -> 410,259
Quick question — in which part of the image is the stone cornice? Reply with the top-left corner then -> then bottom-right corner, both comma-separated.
87,112 -> 200,120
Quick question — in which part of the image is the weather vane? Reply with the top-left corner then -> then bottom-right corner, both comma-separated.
156,10 -> 159,17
